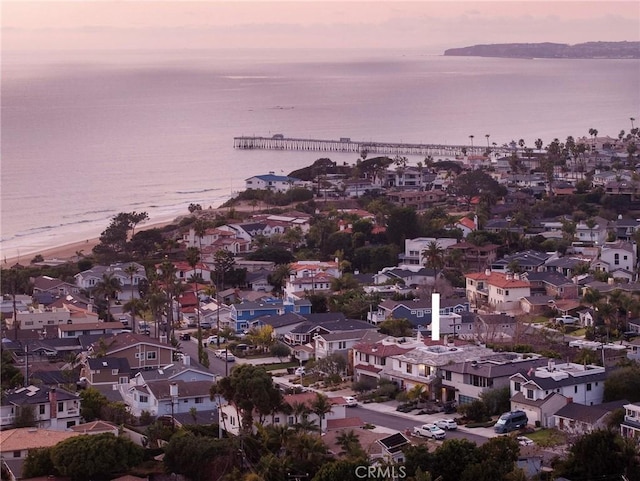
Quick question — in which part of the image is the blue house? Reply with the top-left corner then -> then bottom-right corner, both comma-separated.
230,298 -> 312,332
368,297 -> 472,330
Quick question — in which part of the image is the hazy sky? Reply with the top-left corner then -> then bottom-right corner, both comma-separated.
3,1 -> 639,52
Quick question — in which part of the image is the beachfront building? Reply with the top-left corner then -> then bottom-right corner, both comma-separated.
74,262 -> 147,300
244,172 -> 305,192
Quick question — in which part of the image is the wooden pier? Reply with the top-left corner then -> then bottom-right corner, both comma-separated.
233,135 -> 510,157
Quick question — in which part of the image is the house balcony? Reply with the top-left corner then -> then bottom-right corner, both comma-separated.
367,311 -> 388,325
0,415 -> 16,426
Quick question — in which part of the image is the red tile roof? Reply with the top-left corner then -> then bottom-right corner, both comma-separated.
327,417 -> 365,430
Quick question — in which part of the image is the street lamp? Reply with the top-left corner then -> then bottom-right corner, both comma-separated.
170,382 -> 178,431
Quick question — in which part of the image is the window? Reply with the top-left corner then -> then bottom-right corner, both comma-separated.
444,371 -> 451,381
574,386 -> 578,394
146,351 -> 157,360
526,389 -> 534,400
13,451 -> 20,458
338,341 -> 346,350
514,382 -> 521,392
112,369 -> 119,375
39,405 -> 46,415
57,402 -> 64,412
139,395 -> 148,403
274,416 -> 280,423
288,416 -> 294,425
505,290 -> 509,296
406,363 -> 412,374
119,376 -> 129,384
586,383 -> 592,391
195,397 -> 204,404
614,253 -> 620,266
66,421 -> 76,428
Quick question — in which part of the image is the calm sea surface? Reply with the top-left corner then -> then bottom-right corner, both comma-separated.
1,48 -> 638,261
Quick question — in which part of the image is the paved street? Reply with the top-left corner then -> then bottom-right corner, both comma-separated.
175,335 -> 496,445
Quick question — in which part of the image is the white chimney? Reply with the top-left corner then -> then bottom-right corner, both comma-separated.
431,293 -> 440,341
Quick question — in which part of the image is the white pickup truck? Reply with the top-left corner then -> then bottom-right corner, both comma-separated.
412,423 -> 446,440
555,315 -> 578,325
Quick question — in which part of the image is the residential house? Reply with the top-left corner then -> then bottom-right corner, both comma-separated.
284,315 -> 376,347
598,241 -> 637,280
366,297 -> 473,336
121,379 -> 217,418
219,392 -> 348,436
342,178 -> 381,197
372,266 -> 438,289
454,216 -> 477,238
524,271 -> 579,299
575,218 -> 609,245
465,271 -> 531,312
183,227 -> 251,256
245,172 -> 304,192
509,361 -> 607,427
620,402 -> 640,441
80,356 -> 131,386
492,250 -> 553,273
376,432 -> 411,464
6,304 -> 101,332
386,190 -> 446,209
0,428 -> 82,480
544,256 -> 589,278
399,237 -> 459,268
446,242 -> 499,270
314,329 -> 384,360
440,353 -> 547,406
58,321 -> 126,338
32,275 -> 80,298
230,298 -> 311,333
245,268 -> 274,292
74,262 -> 147,299
484,218 -> 524,235
0,385 -> 81,431
88,333 -> 176,370
284,260 -> 342,301
385,340 -> 495,400
474,313 -> 526,344
592,170 -> 633,186
612,217 -> 640,242
353,338 -> 415,385
577,308 -> 596,328
553,400 -> 628,436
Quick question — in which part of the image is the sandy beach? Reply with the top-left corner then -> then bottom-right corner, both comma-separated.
2,219 -> 177,268
1,201 -> 261,268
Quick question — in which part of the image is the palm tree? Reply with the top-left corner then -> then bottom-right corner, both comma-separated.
94,272 -> 122,322
469,135 -> 474,149
422,240 -> 445,277
310,393 -> 332,433
288,400 -> 310,426
123,264 -> 139,332
158,260 -> 177,339
336,429 -> 367,460
186,246 -> 205,362
631,117 -> 635,131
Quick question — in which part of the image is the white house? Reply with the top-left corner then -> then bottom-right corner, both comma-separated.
466,271 -> 531,312
219,392 -> 348,436
620,402 -> 640,441
74,262 -> 147,298
400,237 -> 459,268
598,241 -> 636,278
509,361 -> 607,427
120,379 -> 217,418
0,386 -> 82,431
575,218 -> 609,245
245,172 -> 304,192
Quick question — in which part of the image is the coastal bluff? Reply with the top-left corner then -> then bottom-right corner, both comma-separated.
443,41 -> 640,59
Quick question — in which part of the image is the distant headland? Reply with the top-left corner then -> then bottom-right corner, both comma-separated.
443,41 -> 640,59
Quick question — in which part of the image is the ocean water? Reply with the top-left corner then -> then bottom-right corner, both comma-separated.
1,48 -> 639,261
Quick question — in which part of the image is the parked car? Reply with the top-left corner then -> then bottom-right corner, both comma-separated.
179,333 -> 191,341
223,352 -> 235,362
214,349 -> 226,358
344,396 -> 358,407
413,424 -> 446,440
207,335 -> 225,345
294,367 -> 306,376
435,419 -> 458,430
199,322 -> 212,330
494,410 -> 528,434
555,315 -> 578,325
